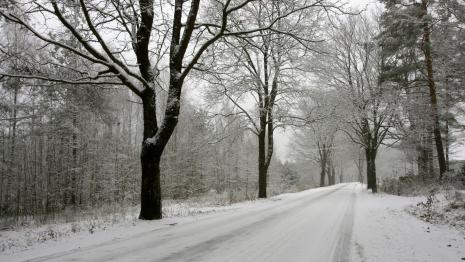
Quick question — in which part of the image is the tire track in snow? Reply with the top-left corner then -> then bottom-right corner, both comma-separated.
332,184 -> 357,262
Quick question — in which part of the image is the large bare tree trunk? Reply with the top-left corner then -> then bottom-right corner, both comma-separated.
257,117 -> 275,197
258,124 -> 267,198
139,88 -> 162,220
365,147 -> 377,193
257,83 -> 275,198
327,158 -> 334,186
139,0 -> 200,219
319,159 -> 326,187
330,163 -> 336,185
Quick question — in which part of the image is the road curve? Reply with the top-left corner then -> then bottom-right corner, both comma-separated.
27,183 -> 358,262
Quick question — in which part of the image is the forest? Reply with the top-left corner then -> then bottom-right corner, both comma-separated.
0,0 -> 464,229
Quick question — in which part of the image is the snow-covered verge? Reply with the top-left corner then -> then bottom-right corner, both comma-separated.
380,175 -> 465,232
0,188 -> 314,258
380,174 -> 465,197
0,193 -> 256,255
351,187 -> 465,262
408,190 -> 465,231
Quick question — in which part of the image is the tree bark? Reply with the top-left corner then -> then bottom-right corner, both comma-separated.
358,148 -> 364,183
138,0 -> 202,219
327,158 -> 334,186
365,147 -> 377,193
417,132 -> 434,180
139,88 -> 162,220
11,86 -> 18,216
330,164 -> 336,185
0,131 -> 4,212
319,160 -> 326,187
70,102 -> 78,207
258,126 -> 267,198
444,77 -> 450,171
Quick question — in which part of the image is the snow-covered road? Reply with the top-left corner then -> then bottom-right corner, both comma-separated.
23,184 -> 356,262
3,183 -> 465,262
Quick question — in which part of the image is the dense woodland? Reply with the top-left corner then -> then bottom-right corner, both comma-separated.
0,0 -> 464,226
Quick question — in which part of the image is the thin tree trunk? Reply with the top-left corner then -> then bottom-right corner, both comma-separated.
0,131 -> 5,213
31,106 -> 37,215
70,107 -> 78,208
358,148 -> 364,183
45,135 -> 51,215
327,157 -> 332,186
444,77 -> 450,171
11,87 -> 19,219
39,135 -> 44,215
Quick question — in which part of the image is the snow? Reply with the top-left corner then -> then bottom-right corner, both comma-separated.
351,187 -> 465,262
0,197 -> 260,256
1,183 -> 464,262
408,189 -> 465,231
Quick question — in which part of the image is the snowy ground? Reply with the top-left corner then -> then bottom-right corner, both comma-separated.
1,183 -> 464,262
351,187 -> 465,262
0,196 -> 254,254
408,189 -> 465,231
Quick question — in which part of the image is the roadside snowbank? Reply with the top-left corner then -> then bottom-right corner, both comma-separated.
0,197 -> 247,255
408,190 -> 465,231
351,186 -> 465,262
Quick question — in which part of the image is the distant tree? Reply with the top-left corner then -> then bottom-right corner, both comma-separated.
280,162 -> 299,191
